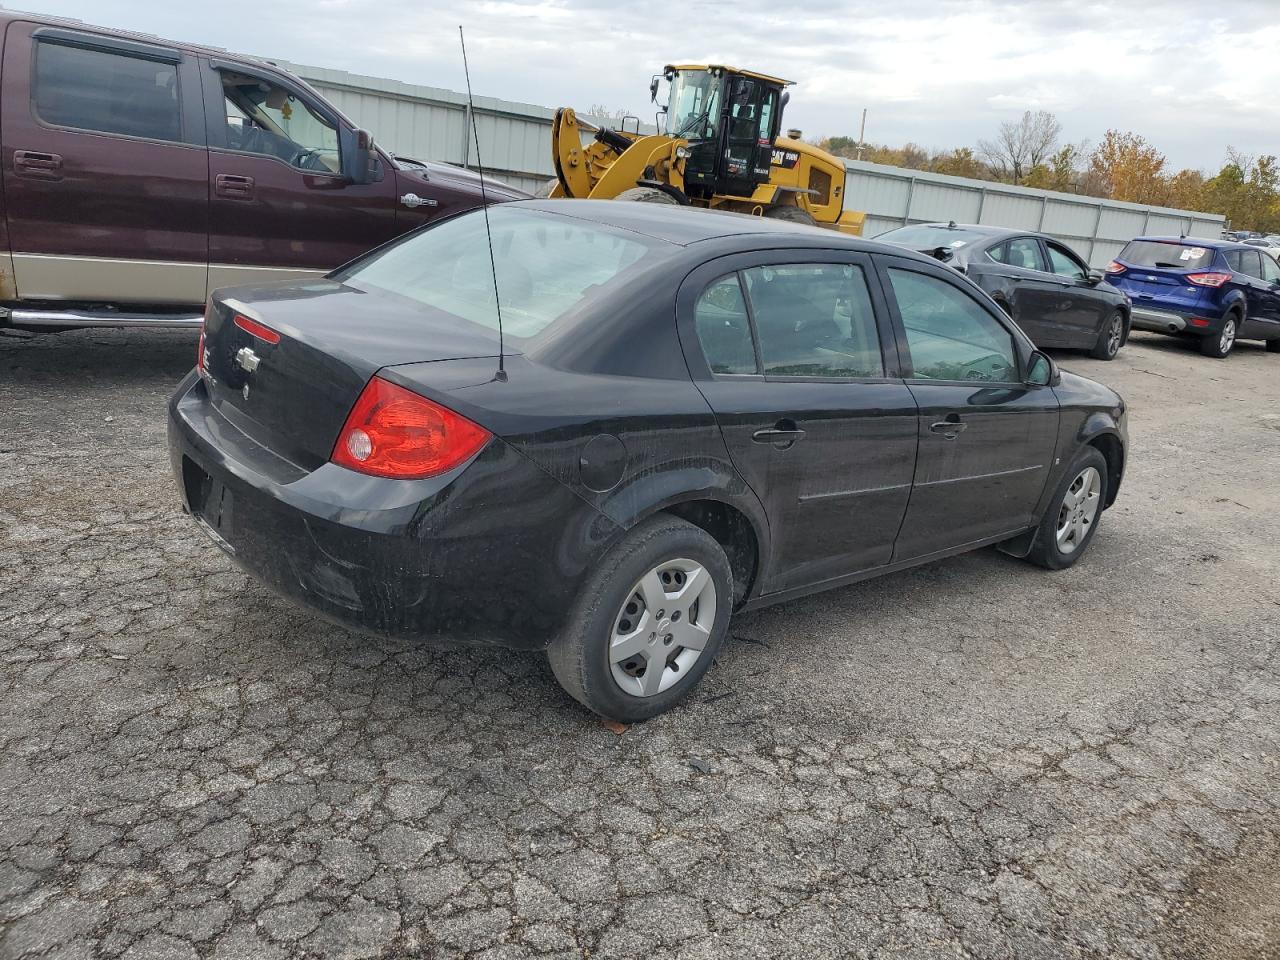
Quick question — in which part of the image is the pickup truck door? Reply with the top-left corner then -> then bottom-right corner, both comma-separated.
0,22 -> 209,304
202,59 -> 401,294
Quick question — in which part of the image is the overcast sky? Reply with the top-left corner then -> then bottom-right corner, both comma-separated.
14,0 -> 1277,172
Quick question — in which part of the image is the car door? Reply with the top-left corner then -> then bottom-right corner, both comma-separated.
877,256 -> 1060,561
1230,249 -> 1278,339
202,59 -> 400,294
1042,240 -> 1110,349
677,250 -> 918,594
979,236 -> 1063,345
1,22 -> 209,304
1246,250 -> 1280,339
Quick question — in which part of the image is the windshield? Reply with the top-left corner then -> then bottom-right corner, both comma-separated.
1118,240 -> 1218,270
875,225 -> 987,251
666,70 -> 722,140
334,207 -> 670,339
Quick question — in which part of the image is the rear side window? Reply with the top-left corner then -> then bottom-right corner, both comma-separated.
1237,249 -> 1264,279
34,41 -> 180,142
695,276 -> 757,375
887,268 -> 1018,383
1118,240 -> 1216,271
743,263 -> 884,378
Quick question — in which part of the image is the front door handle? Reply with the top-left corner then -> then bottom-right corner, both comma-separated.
13,150 -> 62,180
752,420 -> 806,448
930,416 -> 967,438
215,174 -> 255,199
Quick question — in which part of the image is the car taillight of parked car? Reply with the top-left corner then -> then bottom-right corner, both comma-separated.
1104,261 -> 1126,275
1186,272 -> 1232,288
197,306 -> 208,374
330,376 -> 492,480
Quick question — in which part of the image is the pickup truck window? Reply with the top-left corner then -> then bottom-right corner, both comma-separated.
34,41 -> 181,142
220,72 -> 341,174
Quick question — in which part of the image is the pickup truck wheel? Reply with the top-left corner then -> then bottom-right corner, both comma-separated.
547,515 -> 732,723
1090,310 -> 1125,360
1200,314 -> 1238,358
1025,447 -> 1109,571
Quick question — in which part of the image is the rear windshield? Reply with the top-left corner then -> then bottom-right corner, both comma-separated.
875,225 -> 987,251
336,206 -> 670,338
1118,240 -> 1217,270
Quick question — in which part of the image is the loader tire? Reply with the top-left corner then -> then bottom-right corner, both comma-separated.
764,204 -> 817,226
615,187 -> 679,204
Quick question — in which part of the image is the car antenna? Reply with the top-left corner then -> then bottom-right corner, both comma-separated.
459,26 -> 506,383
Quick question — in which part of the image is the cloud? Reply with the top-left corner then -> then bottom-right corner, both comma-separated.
16,0 -> 1275,171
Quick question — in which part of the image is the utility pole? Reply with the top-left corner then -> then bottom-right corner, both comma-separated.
855,108 -> 867,161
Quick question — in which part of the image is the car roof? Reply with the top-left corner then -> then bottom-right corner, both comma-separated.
1133,235 -> 1246,250
512,200 -> 945,264
897,222 -> 1034,240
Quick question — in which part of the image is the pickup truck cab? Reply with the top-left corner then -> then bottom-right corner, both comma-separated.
0,11 -> 525,331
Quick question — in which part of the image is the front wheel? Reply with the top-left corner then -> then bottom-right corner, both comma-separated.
1090,310 -> 1125,360
547,516 -> 732,722
1199,315 -> 1238,358
614,186 -> 679,204
1025,447 -> 1109,570
763,204 -> 817,226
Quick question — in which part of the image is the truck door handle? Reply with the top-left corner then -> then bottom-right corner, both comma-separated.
752,420 -> 806,448
13,150 -> 62,179
930,416 -> 967,437
215,174 -> 255,199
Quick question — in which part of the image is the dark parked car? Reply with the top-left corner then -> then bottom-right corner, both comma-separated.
1105,236 -> 1280,358
169,201 -> 1128,721
875,222 -> 1131,361
0,10 -> 524,332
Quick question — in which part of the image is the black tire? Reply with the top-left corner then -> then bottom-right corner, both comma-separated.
1025,446 -> 1109,571
1266,337 -> 1280,353
1089,309 -> 1125,360
534,178 -> 558,198
1199,313 -> 1238,359
547,515 -> 733,722
614,186 -> 679,204
763,204 -> 817,226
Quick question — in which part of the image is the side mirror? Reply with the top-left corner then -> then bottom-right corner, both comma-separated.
1026,350 -> 1058,387
1086,269 -> 1104,286
649,75 -> 661,103
343,128 -> 378,185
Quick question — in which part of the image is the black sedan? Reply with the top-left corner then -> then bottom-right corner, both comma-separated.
169,201 -> 1128,722
876,222 -> 1132,360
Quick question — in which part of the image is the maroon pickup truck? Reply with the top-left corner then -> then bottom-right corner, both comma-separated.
0,11 -> 525,331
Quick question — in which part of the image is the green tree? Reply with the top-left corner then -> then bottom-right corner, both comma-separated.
1089,130 -> 1166,203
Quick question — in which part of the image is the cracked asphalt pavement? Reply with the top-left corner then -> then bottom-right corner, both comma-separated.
2,326 -> 1278,959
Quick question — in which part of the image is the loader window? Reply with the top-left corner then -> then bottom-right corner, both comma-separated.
667,70 -> 721,140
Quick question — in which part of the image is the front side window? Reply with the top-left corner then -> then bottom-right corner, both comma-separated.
742,263 -> 884,378
220,72 -> 340,173
989,237 -> 1045,272
34,41 -> 180,141
1260,252 -> 1280,283
336,207 -> 668,339
887,268 -> 1019,383
694,276 -> 757,375
1046,242 -> 1087,280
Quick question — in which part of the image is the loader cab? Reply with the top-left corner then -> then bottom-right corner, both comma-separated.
662,65 -> 786,200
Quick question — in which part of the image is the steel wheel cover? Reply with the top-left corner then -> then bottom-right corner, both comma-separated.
1055,466 -> 1102,555
608,558 -> 717,697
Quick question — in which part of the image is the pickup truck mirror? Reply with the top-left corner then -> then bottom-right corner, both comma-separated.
344,128 -> 378,185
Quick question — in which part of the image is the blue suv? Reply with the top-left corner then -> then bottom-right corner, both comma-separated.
1105,236 -> 1280,359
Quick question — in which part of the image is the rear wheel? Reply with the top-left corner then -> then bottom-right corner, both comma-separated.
614,186 -> 679,204
547,515 -> 732,722
1266,337 -> 1280,353
764,204 -> 817,226
1025,446 -> 1109,570
1200,314 -> 1238,358
1089,310 -> 1125,360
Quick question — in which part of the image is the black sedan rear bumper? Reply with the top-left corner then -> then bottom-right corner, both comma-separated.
167,371 -> 619,650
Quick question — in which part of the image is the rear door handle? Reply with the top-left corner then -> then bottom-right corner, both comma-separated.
13,150 -> 62,180
215,174 -> 255,199
752,421 -> 806,448
930,417 -> 967,437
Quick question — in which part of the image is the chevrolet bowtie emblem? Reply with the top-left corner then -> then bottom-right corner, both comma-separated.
235,347 -> 260,373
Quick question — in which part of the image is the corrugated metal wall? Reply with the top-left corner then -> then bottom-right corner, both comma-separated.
270,60 -> 1226,260
844,160 -> 1226,266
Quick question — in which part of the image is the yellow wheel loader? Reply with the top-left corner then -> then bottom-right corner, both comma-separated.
541,64 -> 864,235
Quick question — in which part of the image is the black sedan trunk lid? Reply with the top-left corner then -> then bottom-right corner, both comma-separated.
202,279 -> 502,471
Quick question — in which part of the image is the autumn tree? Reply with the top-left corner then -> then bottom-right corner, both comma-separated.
978,110 -> 1062,184
1089,130 -> 1166,203
932,147 -> 990,180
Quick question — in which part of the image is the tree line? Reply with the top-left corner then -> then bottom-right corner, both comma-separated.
821,110 -> 1277,233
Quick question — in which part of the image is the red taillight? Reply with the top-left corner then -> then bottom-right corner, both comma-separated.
1189,317 -> 1211,328
197,330 -> 205,371
330,376 -> 491,480
233,313 -> 281,344
1105,261 -> 1126,275
1186,272 -> 1231,288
